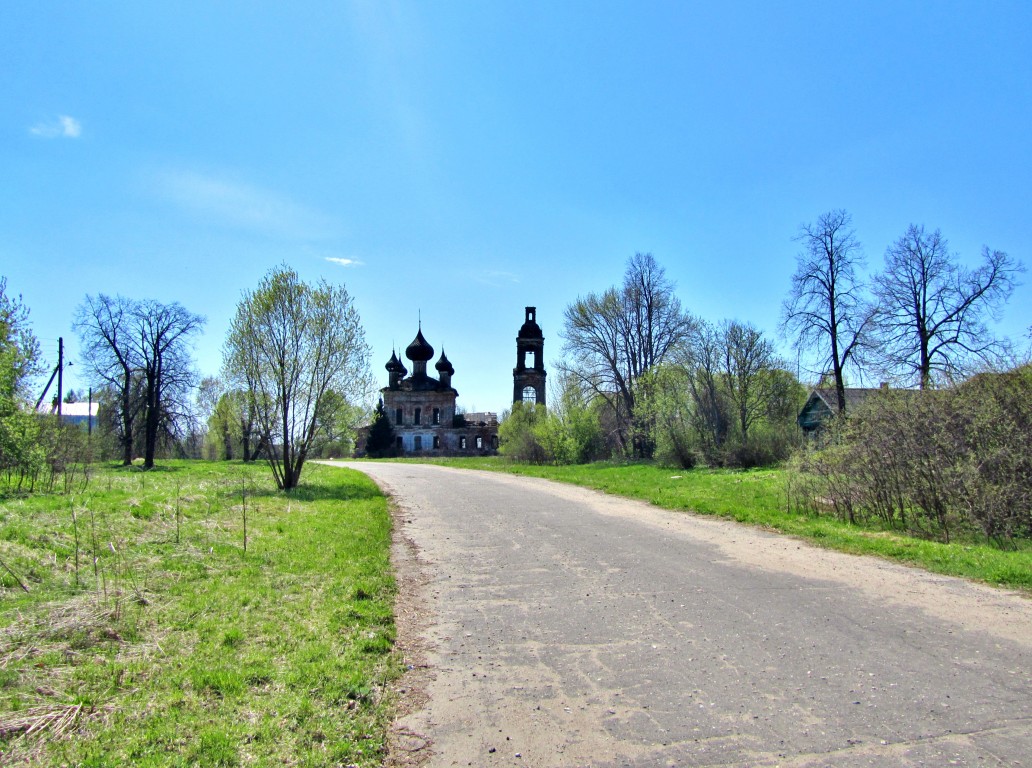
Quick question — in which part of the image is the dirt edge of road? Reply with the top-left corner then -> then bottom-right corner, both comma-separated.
385,497 -> 435,768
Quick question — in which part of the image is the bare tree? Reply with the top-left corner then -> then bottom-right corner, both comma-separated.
75,295 -> 141,465
135,300 -> 204,468
873,225 -> 1024,389
559,253 -> 695,457
781,210 -> 874,413
223,266 -> 371,490
75,295 -> 203,467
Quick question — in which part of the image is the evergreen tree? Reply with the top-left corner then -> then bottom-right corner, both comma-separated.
365,398 -> 396,458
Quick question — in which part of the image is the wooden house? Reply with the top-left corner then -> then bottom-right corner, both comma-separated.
797,386 -> 888,437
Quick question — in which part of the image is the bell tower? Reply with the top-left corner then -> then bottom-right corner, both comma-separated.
513,307 -> 546,407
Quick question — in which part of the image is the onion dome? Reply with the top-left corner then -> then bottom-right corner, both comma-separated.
385,350 -> 407,375
405,328 -> 434,362
435,349 -> 454,376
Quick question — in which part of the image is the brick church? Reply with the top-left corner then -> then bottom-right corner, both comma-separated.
358,307 -> 546,457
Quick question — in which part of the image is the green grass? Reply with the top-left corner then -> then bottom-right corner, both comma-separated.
415,456 -> 1032,592
0,460 -> 399,766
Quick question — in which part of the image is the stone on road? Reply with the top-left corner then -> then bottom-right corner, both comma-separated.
336,462 -> 1032,767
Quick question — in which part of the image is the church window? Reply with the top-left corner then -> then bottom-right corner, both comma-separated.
522,386 -> 537,403
433,435 -> 440,449
432,407 -> 440,425
459,436 -> 467,449
476,436 -> 483,449
414,407 -> 421,425
414,435 -> 422,450
396,436 -> 403,450
395,408 -> 403,425
492,435 -> 499,449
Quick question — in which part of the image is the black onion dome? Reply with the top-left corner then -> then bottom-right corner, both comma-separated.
385,351 -> 408,376
405,328 -> 434,362
435,349 -> 454,375
518,316 -> 543,339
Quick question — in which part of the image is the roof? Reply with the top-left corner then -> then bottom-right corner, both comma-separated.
435,349 -> 454,375
405,328 -> 434,362
517,307 -> 543,339
518,319 -> 543,339
798,386 -> 902,432
386,375 -> 455,393
385,350 -> 407,374
808,387 -> 884,412
41,402 -> 99,417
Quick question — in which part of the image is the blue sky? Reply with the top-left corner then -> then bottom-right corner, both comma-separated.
3,1 -> 1030,415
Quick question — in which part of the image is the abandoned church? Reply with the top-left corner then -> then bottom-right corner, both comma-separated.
357,307 -> 546,457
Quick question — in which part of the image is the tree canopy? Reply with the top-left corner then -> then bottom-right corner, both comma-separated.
560,253 -> 694,457
873,225 -> 1023,389
75,294 -> 204,467
223,266 -> 371,490
781,210 -> 874,413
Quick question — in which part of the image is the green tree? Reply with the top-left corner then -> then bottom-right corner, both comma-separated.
309,389 -> 364,458
550,373 -> 607,464
498,401 -> 550,464
223,266 -> 371,490
648,364 -> 699,469
721,321 -> 781,445
0,277 -> 42,402
0,278 -> 46,488
364,398 -> 397,458
208,391 -> 242,460
654,321 -> 803,468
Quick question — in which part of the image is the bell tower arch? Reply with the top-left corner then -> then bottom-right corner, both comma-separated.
513,307 -> 546,407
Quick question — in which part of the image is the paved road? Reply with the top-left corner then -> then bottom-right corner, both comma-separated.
335,462 -> 1032,767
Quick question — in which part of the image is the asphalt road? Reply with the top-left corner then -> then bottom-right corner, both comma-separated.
335,461 -> 1032,768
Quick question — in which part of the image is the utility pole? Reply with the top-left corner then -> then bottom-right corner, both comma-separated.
57,337 -> 64,419
35,337 -> 66,415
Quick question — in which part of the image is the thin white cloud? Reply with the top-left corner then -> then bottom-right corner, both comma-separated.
325,257 -> 364,267
152,168 -> 340,239
29,115 -> 82,138
474,270 -> 521,287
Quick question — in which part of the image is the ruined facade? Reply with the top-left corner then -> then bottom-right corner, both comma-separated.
360,325 -> 498,456
513,306 -> 547,406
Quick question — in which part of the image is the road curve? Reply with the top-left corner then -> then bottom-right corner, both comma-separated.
330,461 -> 1032,768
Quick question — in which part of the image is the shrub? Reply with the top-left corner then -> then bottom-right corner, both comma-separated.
795,365 -> 1032,544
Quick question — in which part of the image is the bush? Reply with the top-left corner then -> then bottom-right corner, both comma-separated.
498,403 -> 551,464
794,366 -> 1032,544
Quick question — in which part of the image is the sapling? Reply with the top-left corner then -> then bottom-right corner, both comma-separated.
70,500 -> 81,587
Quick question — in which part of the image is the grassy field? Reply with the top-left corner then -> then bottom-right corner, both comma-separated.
0,460 -> 398,767
427,457 -> 1032,592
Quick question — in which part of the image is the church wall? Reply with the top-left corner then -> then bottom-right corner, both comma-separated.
383,388 -> 457,428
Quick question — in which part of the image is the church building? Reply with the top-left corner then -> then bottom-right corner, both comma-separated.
358,308 -> 547,457
368,325 -> 499,456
